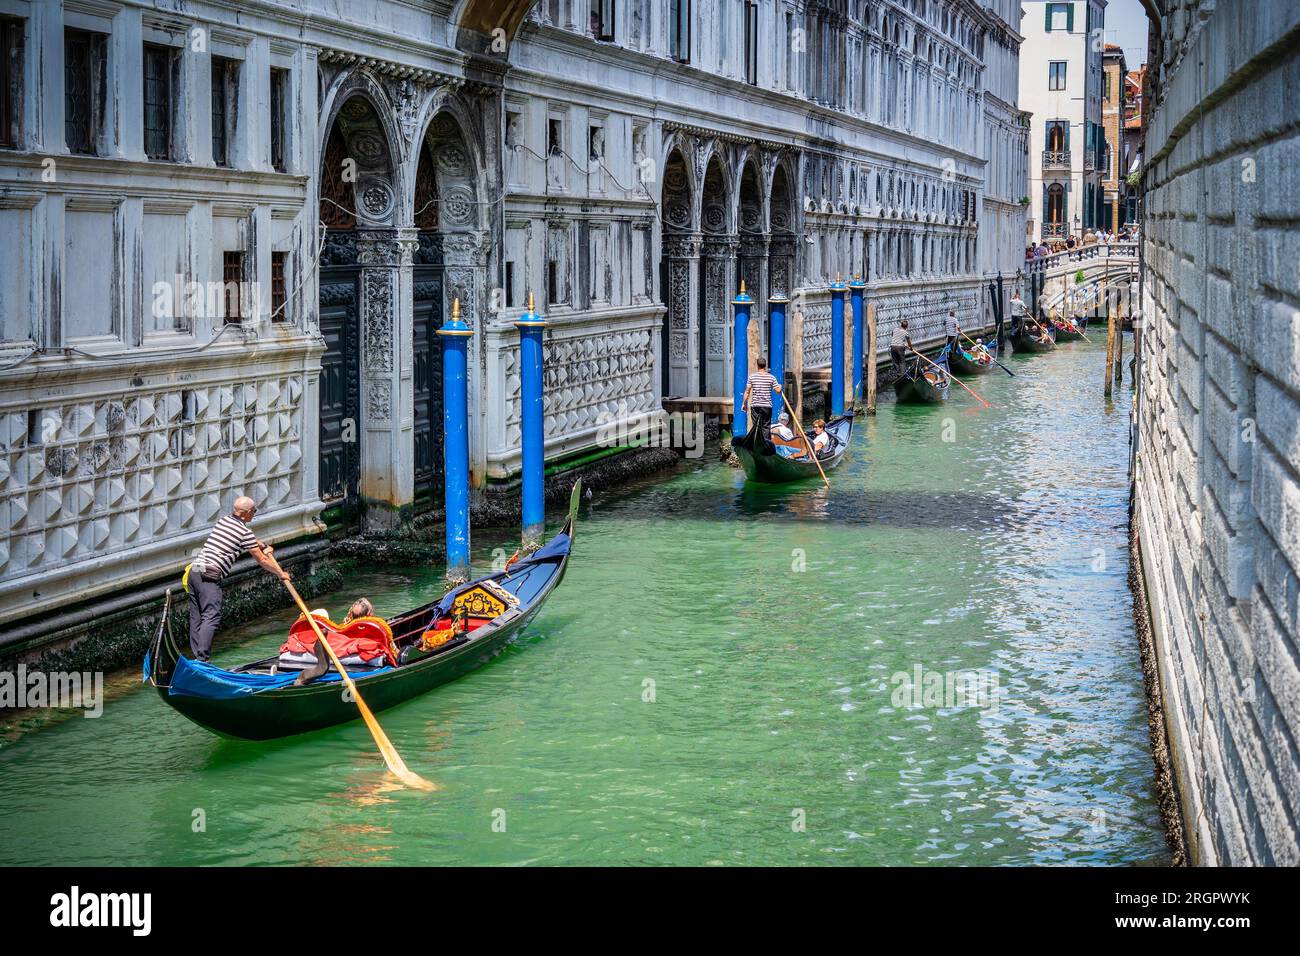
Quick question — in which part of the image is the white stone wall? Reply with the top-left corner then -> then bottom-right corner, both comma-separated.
1134,0 -> 1300,865
1,0 -> 1030,628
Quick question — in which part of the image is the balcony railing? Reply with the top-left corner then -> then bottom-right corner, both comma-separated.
1042,149 -> 1071,169
1042,222 -> 1068,239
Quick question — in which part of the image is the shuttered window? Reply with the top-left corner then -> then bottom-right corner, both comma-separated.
211,56 -> 233,166
143,43 -> 175,160
0,19 -> 21,148
743,2 -> 758,85
270,67 -> 286,171
64,29 -> 106,155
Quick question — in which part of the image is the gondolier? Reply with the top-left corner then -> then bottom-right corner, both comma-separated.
1009,291 -> 1029,336
889,320 -> 911,371
186,496 -> 291,662
741,357 -> 782,450
944,311 -> 960,350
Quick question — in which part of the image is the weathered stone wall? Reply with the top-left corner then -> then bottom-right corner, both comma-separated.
1134,0 -> 1300,865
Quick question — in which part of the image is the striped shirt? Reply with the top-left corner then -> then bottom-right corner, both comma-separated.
1010,298 -> 1029,317
889,326 -> 909,349
945,315 -> 958,337
747,371 -> 779,408
194,515 -> 258,580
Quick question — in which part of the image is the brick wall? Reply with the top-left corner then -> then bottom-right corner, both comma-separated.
1134,0 -> 1300,865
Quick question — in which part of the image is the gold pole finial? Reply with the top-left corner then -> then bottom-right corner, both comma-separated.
739,279 -> 746,294
836,272 -> 842,282
528,290 -> 535,313
452,297 -> 460,321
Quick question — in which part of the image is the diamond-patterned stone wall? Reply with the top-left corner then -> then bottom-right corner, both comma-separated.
0,375 -> 305,584
495,319 -> 658,467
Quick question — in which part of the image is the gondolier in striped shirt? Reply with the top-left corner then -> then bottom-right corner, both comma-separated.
944,311 -> 960,351
187,496 -> 291,662
741,357 -> 783,452
1009,291 -> 1029,337
889,320 -> 911,371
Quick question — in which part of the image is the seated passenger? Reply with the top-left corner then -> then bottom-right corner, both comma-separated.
278,599 -> 397,685
810,420 -> 832,458
771,413 -> 796,442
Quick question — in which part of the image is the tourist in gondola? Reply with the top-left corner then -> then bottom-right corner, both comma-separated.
772,412 -> 796,442
187,496 -> 291,662
741,356 -> 782,451
810,420 -> 832,457
890,320 -> 911,371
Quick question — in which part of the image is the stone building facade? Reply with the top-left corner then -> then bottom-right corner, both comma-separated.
0,0 -> 1026,641
1019,0 -> 1106,242
977,0 -> 1030,322
1133,0 -> 1300,865
1100,42 -> 1126,232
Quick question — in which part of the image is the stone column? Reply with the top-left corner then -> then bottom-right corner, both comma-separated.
738,234 -> 769,356
441,231 -> 492,490
664,233 -> 702,396
702,236 -> 737,397
356,228 -> 418,532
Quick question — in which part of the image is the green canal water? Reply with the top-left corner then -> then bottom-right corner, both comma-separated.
0,337 -> 1166,866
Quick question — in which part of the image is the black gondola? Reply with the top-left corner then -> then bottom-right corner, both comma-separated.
145,484 -> 582,741
1053,316 -> 1087,341
893,348 -> 952,403
1012,319 -> 1057,353
732,411 -> 854,483
949,342 -> 997,375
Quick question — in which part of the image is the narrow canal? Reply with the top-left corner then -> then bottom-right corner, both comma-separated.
0,336 -> 1166,866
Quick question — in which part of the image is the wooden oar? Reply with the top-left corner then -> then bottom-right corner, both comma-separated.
959,330 -> 1015,377
280,577 -> 434,791
777,391 -> 830,488
910,348 -> 990,408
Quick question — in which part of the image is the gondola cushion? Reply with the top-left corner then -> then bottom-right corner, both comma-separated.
279,614 -> 399,666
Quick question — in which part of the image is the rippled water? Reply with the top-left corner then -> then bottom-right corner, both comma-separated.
0,336 -> 1165,865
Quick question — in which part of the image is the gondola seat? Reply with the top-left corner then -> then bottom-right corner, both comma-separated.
278,613 -> 399,667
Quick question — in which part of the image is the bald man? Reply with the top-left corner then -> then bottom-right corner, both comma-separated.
187,496 -> 290,662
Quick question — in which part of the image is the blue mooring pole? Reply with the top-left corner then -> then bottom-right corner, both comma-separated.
849,275 -> 866,403
768,293 -> 788,410
438,297 -> 473,585
515,292 -> 547,550
830,275 -> 846,416
732,281 -> 753,439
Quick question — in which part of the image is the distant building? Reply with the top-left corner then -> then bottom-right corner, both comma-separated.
1019,0 -> 1108,242
1101,44 -> 1127,230
978,0 -> 1032,322
1122,65 -> 1147,224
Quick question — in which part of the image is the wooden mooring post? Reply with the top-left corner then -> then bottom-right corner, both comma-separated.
1104,303 -> 1117,398
866,301 -> 878,414
1113,292 -> 1124,387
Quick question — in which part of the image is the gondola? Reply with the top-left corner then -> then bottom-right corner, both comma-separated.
893,348 -> 952,403
1053,315 -> 1087,341
1011,318 -> 1057,353
145,483 -> 582,741
732,411 -> 854,483
948,341 -> 997,375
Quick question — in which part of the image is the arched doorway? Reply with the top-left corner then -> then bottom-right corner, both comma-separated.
767,161 -> 796,372
699,153 -> 733,397
736,157 -> 767,373
659,147 -> 696,396
410,137 -> 444,508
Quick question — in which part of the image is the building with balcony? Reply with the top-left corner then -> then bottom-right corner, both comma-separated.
1019,0 -> 1107,242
